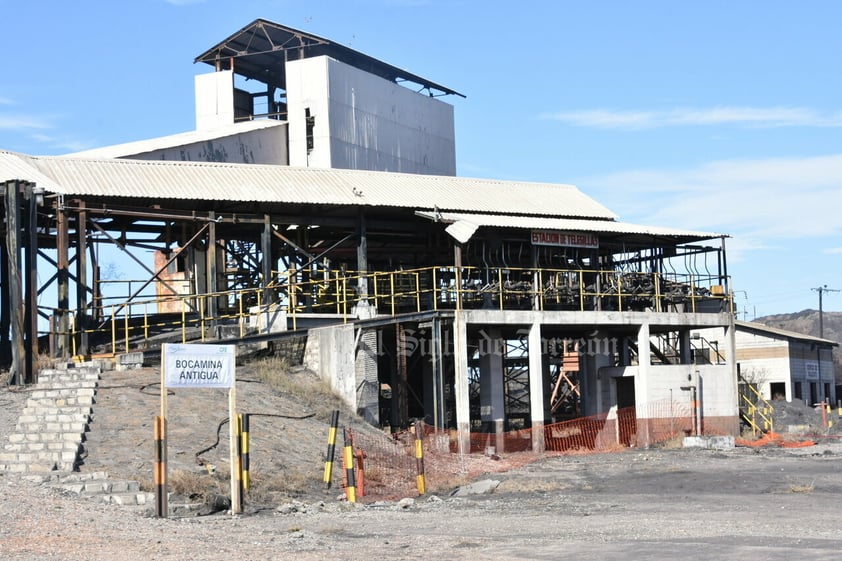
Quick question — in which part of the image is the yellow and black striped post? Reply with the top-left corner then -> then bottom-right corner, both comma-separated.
240,413 -> 251,492
414,420 -> 426,496
153,415 -> 168,518
323,410 -> 340,489
235,414 -> 245,507
342,427 -> 357,503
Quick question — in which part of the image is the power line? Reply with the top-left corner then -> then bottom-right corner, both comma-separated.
811,285 -> 840,338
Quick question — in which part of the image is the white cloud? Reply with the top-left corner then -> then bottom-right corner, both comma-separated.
163,0 -> 205,5
543,107 -> 842,130
0,97 -> 13,106
0,114 -> 51,130
580,154 -> 842,246
823,247 -> 842,254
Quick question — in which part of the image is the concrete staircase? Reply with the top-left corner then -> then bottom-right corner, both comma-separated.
0,362 -> 154,508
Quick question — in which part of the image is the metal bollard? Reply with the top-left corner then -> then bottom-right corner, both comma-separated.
415,420 -> 427,495
342,428 -> 357,503
323,410 -> 340,489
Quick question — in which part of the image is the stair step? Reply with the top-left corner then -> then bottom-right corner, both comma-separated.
4,441 -> 80,453
21,406 -> 93,417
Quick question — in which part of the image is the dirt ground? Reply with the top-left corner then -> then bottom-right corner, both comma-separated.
2,361 -> 842,560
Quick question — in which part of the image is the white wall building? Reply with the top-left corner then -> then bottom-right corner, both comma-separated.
701,321 -> 837,405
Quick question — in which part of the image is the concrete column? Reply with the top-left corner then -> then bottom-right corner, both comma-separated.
356,329 -> 379,426
724,323 -> 739,434
679,330 -> 692,364
635,321 -> 651,446
452,313 -> 471,454
527,322 -> 545,453
479,327 -> 505,452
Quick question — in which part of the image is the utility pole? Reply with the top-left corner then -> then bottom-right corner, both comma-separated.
811,285 -> 839,339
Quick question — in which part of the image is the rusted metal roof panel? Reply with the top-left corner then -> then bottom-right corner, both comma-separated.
1,152 -> 618,219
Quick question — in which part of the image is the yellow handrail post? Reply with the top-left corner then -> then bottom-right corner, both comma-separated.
144,304 -> 149,347
498,268 -> 504,311
690,276 -> 697,313
390,273 -> 396,316
432,267 -> 438,311
199,296 -> 206,342
334,274 -> 341,315
579,271 -> 585,311
181,299 -> 187,343
238,290 -> 244,338
617,273 -> 623,312
342,277 -> 348,322
256,288 -> 262,335
415,272 -> 421,312
124,305 -> 130,352
654,272 -> 662,312
111,304 -> 116,355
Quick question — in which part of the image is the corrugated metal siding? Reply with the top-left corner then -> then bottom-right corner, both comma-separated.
65,120 -> 285,160
0,152 -> 617,219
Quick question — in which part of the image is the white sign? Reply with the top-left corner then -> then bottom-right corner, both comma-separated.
163,343 -> 236,388
531,230 -> 599,249
805,361 -> 819,381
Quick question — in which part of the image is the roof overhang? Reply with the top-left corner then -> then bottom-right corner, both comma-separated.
195,19 -> 464,98
416,210 -> 725,245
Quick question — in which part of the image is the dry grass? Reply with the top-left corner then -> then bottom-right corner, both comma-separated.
785,478 -> 816,494
246,468 -> 320,503
167,469 -> 227,500
654,434 -> 686,450
253,355 -> 344,420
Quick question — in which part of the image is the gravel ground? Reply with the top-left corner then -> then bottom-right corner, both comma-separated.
3,369 -> 842,560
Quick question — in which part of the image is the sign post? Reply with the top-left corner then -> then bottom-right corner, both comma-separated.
160,343 -> 239,514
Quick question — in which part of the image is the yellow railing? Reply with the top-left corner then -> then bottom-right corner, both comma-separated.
45,266 -> 731,357
739,385 -> 774,436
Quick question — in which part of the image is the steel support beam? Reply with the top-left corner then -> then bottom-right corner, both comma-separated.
75,201 -> 89,356
56,199 -> 70,358
23,184 -> 39,381
4,181 -> 24,384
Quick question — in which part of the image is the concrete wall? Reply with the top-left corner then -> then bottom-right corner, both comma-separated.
303,323 -> 356,410
598,363 -> 737,439
286,56 -> 456,175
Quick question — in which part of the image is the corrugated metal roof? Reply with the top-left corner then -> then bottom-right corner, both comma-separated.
0,152 -> 618,219
0,151 -> 62,190
65,120 -> 285,160
736,320 -> 839,346
415,211 -> 723,240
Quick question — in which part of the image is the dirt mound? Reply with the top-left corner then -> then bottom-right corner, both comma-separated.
80,356 -> 390,506
770,398 -> 839,435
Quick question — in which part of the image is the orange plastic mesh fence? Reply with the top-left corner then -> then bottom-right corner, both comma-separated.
346,400 -> 731,502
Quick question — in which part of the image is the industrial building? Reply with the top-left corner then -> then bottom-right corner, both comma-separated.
0,20 -> 739,452
727,321 -> 837,405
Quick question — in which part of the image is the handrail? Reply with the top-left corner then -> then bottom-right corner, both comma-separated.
44,265 -> 732,357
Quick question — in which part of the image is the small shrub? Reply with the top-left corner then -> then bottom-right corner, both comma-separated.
168,469 -> 225,500
786,478 -> 815,494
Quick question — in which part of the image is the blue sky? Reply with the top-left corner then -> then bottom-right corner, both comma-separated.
1,0 -> 840,318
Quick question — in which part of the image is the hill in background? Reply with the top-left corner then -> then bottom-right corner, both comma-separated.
753,309 -> 842,382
